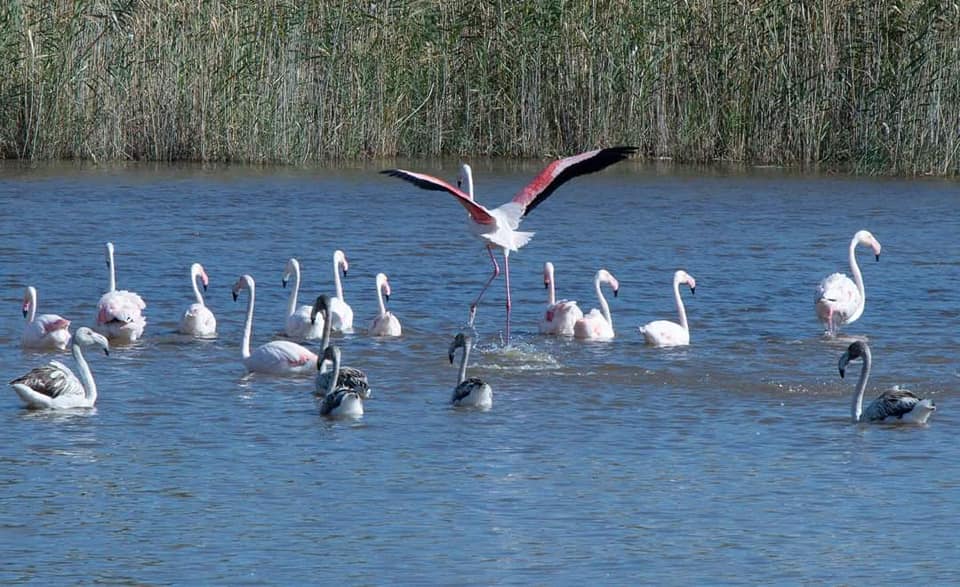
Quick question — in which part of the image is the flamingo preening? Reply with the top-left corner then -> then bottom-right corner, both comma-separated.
382,146 -> 636,344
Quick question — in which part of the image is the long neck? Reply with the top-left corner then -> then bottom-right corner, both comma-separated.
851,348 -> 871,422
320,304 -> 332,351
848,236 -> 866,300
192,271 -> 205,305
673,277 -> 689,332
376,282 -> 387,316
333,257 -> 344,300
25,288 -> 38,322
241,280 -> 254,360
596,276 -> 612,328
326,351 -> 341,395
457,341 -> 470,384
462,165 -> 474,199
107,248 -> 117,292
72,343 -> 97,404
546,268 -> 556,306
287,264 -> 301,317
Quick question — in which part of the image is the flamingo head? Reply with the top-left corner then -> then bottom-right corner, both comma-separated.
676,270 -> 697,295
74,327 -> 110,356
448,332 -> 469,364
232,274 -> 252,302
104,242 -> 114,268
855,230 -> 882,261
282,258 -> 299,288
376,273 -> 391,302
838,341 -> 868,378
334,250 -> 349,277
21,286 -> 35,317
311,294 -> 331,325
543,262 -> 555,289
191,263 -> 209,292
598,269 -> 619,297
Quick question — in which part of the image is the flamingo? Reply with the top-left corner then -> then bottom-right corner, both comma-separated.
539,261 -> 583,336
815,230 -> 882,335
639,270 -> 697,348
21,286 -> 72,350
311,295 -> 370,398
573,269 -> 620,340
231,274 -> 317,376
328,250 -> 353,332
179,263 -> 217,337
381,146 -> 636,344
95,242 -> 147,343
282,257 -> 324,340
838,341 -> 936,424
448,332 -> 492,409
9,327 -> 109,409
369,272 -> 402,337
317,345 -> 364,419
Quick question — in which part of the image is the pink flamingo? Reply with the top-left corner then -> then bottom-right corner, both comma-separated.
382,146 -> 636,344
539,262 -> 583,336
21,286 -> 72,350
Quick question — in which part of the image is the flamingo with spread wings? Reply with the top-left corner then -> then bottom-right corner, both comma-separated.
381,146 -> 636,344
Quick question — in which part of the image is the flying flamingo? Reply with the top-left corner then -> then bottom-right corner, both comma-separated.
381,146 -> 636,344
838,341 -> 936,424
539,261 -> 583,336
573,269 -> 620,340
328,250 -> 353,333
282,257 -> 324,340
10,327 -> 109,410
95,242 -> 147,343
639,270 -> 697,348
369,272 -> 402,337
179,263 -> 217,337
21,286 -> 72,350
232,274 -> 317,376
815,229 -> 881,336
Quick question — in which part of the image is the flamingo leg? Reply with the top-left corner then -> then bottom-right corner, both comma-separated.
503,250 -> 512,345
468,246 -> 500,327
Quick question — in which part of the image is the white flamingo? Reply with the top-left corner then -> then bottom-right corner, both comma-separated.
282,257 -> 324,340
328,250 -> 353,332
21,286 -> 72,350
9,327 -> 109,409
640,270 -> 697,348
369,272 -> 402,337
382,146 -> 636,344
448,332 -> 492,409
179,263 -> 217,337
573,269 -> 620,340
815,230 -> 882,335
839,341 -> 936,424
95,242 -> 147,343
317,345 -> 364,419
231,274 -> 317,376
539,261 -> 583,336
311,295 -> 370,398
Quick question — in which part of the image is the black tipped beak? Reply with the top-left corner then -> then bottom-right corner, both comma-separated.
613,288 -> 619,298
875,254 -> 880,262
232,292 -> 238,302
202,283 -> 208,292
342,268 -> 348,277
691,287 -> 696,295
103,348 -> 110,356
448,353 -> 455,364
282,279 -> 288,288
839,367 -> 845,378
22,309 -> 27,318
385,293 -> 390,303
543,281 -> 549,289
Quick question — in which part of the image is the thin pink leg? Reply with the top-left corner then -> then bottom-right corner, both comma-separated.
503,251 -> 512,345
468,246 -> 500,326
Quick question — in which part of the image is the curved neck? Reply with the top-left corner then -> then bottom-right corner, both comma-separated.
376,281 -> 387,316
851,348 -> 871,422
546,267 -> 556,306
240,279 -> 254,360
320,303 -> 332,351
25,288 -> 38,322
457,341 -> 470,384
673,277 -> 689,332
595,275 -> 613,328
107,247 -> 117,292
191,270 -> 205,305
73,342 -> 97,404
326,352 -> 341,395
333,256 -> 345,300
848,236 -> 866,300
286,264 -> 301,317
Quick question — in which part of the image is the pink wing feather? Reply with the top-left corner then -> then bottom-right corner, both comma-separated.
381,169 -> 496,225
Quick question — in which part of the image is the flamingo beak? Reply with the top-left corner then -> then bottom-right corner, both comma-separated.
22,307 -> 28,318
103,348 -> 110,356
691,286 -> 696,295
838,353 -> 850,378
202,283 -> 208,292
385,293 -> 390,303
282,278 -> 289,288
875,254 -> 880,262
613,288 -> 619,298
232,291 -> 239,302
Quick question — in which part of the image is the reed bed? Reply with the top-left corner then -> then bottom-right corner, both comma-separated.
0,0 -> 957,174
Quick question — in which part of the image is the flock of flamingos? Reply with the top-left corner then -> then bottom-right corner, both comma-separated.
10,147 -> 937,424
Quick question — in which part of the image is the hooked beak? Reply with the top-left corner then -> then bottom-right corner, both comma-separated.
22,308 -> 28,318
282,278 -> 289,288
691,286 -> 696,295
875,254 -> 880,262
613,288 -> 619,298
232,291 -> 239,302
838,352 -> 850,378
385,293 -> 390,303
448,351 -> 455,364
103,348 -> 110,356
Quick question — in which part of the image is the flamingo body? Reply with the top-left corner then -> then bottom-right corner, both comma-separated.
317,345 -> 364,419
838,341 -> 936,424
449,332 -> 492,410
311,295 -> 371,398
282,258 -> 324,340
539,262 -> 583,336
95,242 -> 146,343
640,270 -> 697,348
179,263 -> 217,337
369,273 -> 402,337
382,146 -> 636,343
232,274 -> 317,376
9,327 -> 109,409
573,269 -> 619,341
815,230 -> 881,335
21,286 -> 72,350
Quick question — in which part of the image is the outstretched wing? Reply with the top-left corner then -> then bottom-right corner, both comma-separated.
381,169 -> 496,225
512,146 -> 637,217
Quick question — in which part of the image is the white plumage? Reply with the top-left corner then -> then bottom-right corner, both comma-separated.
179,262 -> 217,337
95,242 -> 147,343
573,269 -> 620,340
21,286 -> 72,350
369,272 -> 402,337
815,230 -> 881,335
539,262 -> 583,336
282,257 -> 324,340
640,270 -> 697,348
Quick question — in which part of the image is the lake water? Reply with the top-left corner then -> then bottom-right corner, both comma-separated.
1,160 -> 958,584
